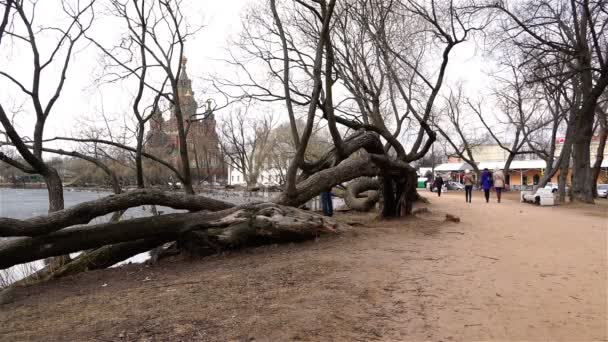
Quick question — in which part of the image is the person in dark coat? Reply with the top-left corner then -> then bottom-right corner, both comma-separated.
433,174 -> 444,197
463,169 -> 474,203
320,189 -> 333,217
480,168 -> 493,203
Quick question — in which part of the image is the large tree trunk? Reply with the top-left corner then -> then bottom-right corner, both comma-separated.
275,155 -> 379,207
571,121 -> 595,203
535,155 -> 561,191
10,238 -> 167,287
378,170 -> 414,218
0,203 -> 343,270
135,123 -> 145,189
558,145 -> 572,203
570,67 -> 608,203
44,168 -> 64,212
171,90 -> 195,195
591,121 -> 607,196
503,153 -> 515,186
344,177 -> 380,212
0,189 -> 234,237
50,238 -> 168,279
43,167 -> 69,269
177,205 -> 342,257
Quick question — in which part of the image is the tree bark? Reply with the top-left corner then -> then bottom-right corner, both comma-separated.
558,144 -> 573,203
49,238 -> 169,279
43,168 -> 65,213
591,110 -> 607,196
275,155 -> 379,207
135,122 -> 145,189
0,189 -> 235,237
570,71 -> 608,203
344,177 -> 380,212
0,203 -> 343,270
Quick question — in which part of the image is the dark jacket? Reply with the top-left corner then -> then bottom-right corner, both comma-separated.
433,176 -> 444,188
480,171 -> 493,190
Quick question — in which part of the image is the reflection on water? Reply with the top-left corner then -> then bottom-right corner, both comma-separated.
0,188 -> 110,219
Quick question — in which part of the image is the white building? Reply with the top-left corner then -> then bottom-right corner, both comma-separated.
227,165 -> 285,187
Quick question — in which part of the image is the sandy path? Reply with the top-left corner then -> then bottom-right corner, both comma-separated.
1,191 -> 606,341
379,191 -> 607,340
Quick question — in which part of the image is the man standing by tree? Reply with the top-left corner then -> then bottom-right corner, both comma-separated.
320,189 -> 333,217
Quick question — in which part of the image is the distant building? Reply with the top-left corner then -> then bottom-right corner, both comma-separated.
227,165 -> 285,187
146,56 -> 226,183
433,140 -> 608,189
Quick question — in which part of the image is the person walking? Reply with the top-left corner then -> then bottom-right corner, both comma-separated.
320,189 -> 333,217
480,168 -> 493,203
433,174 -> 444,197
493,168 -> 505,203
463,169 -> 474,203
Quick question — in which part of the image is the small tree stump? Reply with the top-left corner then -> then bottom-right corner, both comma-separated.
445,214 -> 460,223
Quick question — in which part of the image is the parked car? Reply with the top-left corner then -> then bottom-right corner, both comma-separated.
597,184 -> 608,198
446,181 -> 465,191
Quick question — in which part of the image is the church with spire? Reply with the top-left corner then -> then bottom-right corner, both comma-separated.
146,56 -> 226,183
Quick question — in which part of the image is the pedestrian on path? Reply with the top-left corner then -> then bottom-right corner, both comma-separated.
463,169 -> 474,203
493,168 -> 505,203
480,168 -> 493,203
433,174 -> 444,197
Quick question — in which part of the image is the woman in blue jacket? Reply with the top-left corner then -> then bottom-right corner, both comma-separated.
480,168 -> 493,203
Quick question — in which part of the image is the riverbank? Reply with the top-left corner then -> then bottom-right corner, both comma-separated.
2,191 -> 606,341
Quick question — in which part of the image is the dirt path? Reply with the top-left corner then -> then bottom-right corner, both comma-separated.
1,191 -> 607,341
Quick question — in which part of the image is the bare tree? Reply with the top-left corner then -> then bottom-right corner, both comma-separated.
0,0 -> 95,212
86,0 -> 204,194
434,86 -> 485,178
219,108 -> 274,187
468,60 -> 550,183
481,0 -> 608,202
214,0 -> 487,216
0,0 -> 351,283
0,142 -> 122,194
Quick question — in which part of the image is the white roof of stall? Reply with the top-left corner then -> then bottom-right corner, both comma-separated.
509,160 -> 547,170
435,159 -> 550,172
434,158 -> 608,171
477,161 -> 505,170
434,162 -> 473,172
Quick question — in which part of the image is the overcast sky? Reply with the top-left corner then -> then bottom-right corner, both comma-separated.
0,0 -> 493,151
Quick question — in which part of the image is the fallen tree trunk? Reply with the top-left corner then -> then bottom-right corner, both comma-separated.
0,189 -> 234,237
48,238 -> 169,279
10,238 -> 167,286
178,205 -> 344,256
344,177 -> 380,212
0,203 -> 344,270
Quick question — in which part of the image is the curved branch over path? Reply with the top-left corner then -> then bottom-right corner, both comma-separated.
344,178 -> 380,212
